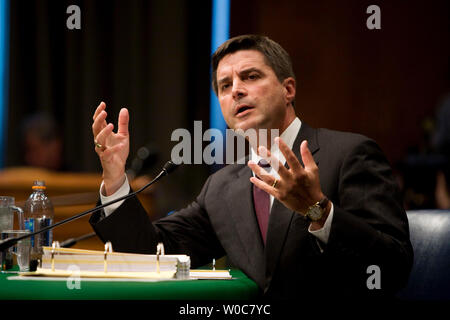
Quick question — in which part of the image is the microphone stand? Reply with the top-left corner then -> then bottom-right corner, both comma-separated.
0,161 -> 179,252
59,232 -> 97,248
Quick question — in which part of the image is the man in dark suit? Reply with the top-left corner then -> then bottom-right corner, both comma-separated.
90,35 -> 413,299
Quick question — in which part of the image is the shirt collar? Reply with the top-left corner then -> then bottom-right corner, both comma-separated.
250,117 -> 302,165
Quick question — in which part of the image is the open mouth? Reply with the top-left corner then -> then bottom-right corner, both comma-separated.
235,105 -> 254,117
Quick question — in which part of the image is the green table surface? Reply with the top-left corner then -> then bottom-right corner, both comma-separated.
0,269 -> 259,300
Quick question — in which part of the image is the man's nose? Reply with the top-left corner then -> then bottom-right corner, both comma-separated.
232,79 -> 247,100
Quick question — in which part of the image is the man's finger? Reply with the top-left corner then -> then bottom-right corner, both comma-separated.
257,145 -> 289,179
117,108 -> 129,136
95,123 -> 114,148
276,137 -> 302,172
300,140 -> 316,170
249,176 -> 277,197
248,160 -> 273,183
93,101 -> 106,121
92,110 -> 108,137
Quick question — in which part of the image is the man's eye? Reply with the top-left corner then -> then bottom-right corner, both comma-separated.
248,74 -> 259,80
221,84 -> 230,91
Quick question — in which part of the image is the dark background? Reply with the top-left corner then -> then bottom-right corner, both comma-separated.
4,0 -> 450,214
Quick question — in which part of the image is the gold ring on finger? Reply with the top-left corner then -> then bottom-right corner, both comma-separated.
94,140 -> 103,149
272,179 -> 278,188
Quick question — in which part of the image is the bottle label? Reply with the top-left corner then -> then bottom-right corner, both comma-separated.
24,219 -> 35,247
24,218 -> 53,248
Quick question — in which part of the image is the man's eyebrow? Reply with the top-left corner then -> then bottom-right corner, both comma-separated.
239,67 -> 262,76
218,67 -> 263,85
217,76 -> 231,86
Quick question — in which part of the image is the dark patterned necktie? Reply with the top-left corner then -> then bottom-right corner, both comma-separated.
253,159 -> 271,244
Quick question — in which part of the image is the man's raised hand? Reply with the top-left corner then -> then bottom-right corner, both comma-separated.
248,137 -> 326,216
92,102 -> 130,195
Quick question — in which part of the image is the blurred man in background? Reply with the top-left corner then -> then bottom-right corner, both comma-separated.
20,113 -> 64,171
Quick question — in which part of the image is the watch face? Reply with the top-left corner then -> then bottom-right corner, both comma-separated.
307,206 -> 322,221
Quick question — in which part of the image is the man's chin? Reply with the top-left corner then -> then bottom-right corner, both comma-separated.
231,118 -> 263,132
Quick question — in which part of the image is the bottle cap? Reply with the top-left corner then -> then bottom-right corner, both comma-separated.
32,180 -> 46,190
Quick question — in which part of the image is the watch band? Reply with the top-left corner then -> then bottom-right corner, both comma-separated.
318,196 -> 329,209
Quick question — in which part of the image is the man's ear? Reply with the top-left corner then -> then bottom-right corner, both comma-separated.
282,77 -> 296,106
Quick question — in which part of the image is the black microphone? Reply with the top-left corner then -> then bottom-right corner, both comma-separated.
59,232 -> 97,248
0,160 -> 180,252
126,143 -> 159,180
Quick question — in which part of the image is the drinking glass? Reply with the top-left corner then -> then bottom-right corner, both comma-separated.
1,229 -> 31,272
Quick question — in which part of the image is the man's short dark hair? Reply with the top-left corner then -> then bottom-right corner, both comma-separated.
211,34 -> 296,96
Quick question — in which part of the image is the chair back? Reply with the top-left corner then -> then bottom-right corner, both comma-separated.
397,210 -> 450,300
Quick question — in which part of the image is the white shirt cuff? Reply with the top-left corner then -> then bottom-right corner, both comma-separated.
308,202 -> 334,245
100,175 -> 130,217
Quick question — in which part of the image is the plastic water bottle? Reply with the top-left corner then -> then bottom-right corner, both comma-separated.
24,181 -> 54,270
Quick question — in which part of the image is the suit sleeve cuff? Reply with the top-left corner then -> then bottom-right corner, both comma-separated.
100,175 -> 130,217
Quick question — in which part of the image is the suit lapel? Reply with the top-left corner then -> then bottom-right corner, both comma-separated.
226,165 -> 265,280
265,122 -> 320,283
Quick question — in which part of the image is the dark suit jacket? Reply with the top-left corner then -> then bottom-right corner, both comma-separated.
90,123 -> 413,300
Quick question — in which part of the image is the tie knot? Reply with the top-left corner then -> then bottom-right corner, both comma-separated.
258,159 -> 271,173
